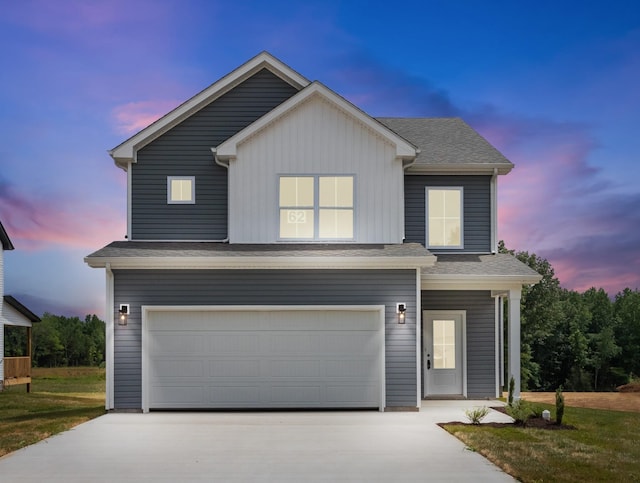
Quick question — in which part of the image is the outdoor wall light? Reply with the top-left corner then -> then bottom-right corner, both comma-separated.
396,303 -> 407,324
118,304 -> 129,326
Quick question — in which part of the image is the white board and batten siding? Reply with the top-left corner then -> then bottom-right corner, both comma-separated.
228,96 -> 405,243
142,306 -> 385,412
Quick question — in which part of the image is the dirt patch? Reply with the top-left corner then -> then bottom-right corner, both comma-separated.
519,391 -> 640,413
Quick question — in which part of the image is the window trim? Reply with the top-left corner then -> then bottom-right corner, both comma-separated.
167,176 -> 195,204
425,186 -> 464,249
278,174 -> 355,241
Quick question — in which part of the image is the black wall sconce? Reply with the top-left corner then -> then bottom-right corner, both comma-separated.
396,303 -> 407,324
118,304 -> 129,326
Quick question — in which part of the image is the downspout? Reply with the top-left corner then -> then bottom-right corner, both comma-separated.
400,149 -> 420,241
105,263 -> 114,410
198,147 -> 229,243
490,167 -> 498,253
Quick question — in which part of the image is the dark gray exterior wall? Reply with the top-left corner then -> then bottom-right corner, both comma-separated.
131,69 -> 299,240
421,290 -> 496,398
113,269 -> 417,409
405,175 -> 491,253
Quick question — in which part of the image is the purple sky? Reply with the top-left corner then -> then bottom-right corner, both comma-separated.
1,0 -> 639,318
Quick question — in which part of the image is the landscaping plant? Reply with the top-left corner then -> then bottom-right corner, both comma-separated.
556,386 -> 565,425
506,400 -> 533,427
465,406 -> 490,425
508,375 -> 515,406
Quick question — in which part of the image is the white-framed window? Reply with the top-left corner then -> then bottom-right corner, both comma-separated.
426,187 -> 463,248
279,175 -> 354,240
167,176 -> 195,204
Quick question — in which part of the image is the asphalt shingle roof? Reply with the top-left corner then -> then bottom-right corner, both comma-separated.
422,253 -> 541,279
376,117 -> 513,171
86,241 -> 434,262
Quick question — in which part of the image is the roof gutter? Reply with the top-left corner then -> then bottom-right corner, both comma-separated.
402,148 -> 420,170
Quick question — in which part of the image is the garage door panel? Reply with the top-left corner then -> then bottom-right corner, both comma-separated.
146,309 -> 383,409
209,359 -> 261,377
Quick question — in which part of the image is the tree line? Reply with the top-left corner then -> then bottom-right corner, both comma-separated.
501,241 -> 640,391
4,314 -> 105,367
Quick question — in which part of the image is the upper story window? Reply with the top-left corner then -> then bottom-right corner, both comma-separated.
167,176 -> 195,204
426,187 -> 463,249
279,175 -> 354,240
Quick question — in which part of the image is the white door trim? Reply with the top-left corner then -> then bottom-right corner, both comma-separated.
141,305 -> 386,413
422,310 -> 467,398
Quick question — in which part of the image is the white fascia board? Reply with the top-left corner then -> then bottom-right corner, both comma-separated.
421,274 -> 541,291
109,52 -> 310,168
216,82 -> 418,161
406,163 -> 513,175
85,255 -> 436,270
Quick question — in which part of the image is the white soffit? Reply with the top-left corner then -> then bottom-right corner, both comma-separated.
215,82 -> 418,161
109,52 -> 310,169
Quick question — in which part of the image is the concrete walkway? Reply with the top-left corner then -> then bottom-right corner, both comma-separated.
0,400 -> 514,482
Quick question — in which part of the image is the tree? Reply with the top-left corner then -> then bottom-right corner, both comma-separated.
613,288 -> 640,380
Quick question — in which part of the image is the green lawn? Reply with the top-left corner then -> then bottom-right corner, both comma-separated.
444,404 -> 640,482
0,367 -> 106,457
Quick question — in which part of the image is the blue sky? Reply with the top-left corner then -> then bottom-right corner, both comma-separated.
1,0 -> 639,318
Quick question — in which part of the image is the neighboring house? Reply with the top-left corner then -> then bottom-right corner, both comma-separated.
1,220 -> 41,392
85,52 -> 540,412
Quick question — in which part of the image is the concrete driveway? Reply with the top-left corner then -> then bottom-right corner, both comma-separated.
0,400 -> 514,482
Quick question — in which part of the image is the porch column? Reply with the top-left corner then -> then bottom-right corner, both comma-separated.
508,288 -> 522,400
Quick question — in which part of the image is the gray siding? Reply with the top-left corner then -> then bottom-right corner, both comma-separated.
422,290 -> 495,398
405,175 -> 491,252
113,269 -> 417,409
132,69 -> 299,240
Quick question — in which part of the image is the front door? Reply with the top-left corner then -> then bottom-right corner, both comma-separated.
423,311 -> 465,397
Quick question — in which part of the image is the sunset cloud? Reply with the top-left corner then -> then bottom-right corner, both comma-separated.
111,100 -> 181,135
0,176 -> 125,251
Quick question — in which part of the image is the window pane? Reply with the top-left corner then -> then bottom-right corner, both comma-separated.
280,177 -> 314,207
433,319 -> 456,369
444,220 -> 461,245
443,190 -> 461,217
280,209 -> 314,238
319,209 -> 353,239
319,176 -> 353,207
170,178 -> 193,202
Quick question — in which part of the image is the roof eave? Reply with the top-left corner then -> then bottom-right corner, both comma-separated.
85,255 -> 436,270
406,163 -> 513,175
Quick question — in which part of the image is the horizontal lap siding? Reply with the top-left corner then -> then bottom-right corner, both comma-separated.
405,175 -> 491,252
113,269 -> 417,409
132,70 -> 299,240
422,290 -> 495,397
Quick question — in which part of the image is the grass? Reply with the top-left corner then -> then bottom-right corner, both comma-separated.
0,366 -> 106,457
444,404 -> 640,482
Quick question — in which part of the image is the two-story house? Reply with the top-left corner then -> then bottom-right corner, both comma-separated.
86,53 -> 540,412
1,220 -> 41,391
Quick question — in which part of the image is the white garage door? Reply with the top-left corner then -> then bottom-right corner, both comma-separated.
144,308 -> 384,411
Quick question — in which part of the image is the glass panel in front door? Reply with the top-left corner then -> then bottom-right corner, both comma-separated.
433,319 -> 456,369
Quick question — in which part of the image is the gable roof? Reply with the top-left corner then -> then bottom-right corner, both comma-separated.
3,295 -> 41,323
377,118 -> 514,174
215,82 -> 418,163
0,220 -> 15,250
109,52 -> 310,169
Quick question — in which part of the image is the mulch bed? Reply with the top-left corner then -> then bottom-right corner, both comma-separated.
438,406 -> 576,430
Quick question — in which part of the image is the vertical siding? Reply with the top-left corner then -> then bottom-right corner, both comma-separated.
229,96 -> 405,243
422,290 -> 496,397
113,269 -> 417,409
132,69 -> 299,240
405,175 -> 491,252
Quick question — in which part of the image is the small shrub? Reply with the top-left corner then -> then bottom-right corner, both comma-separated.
556,386 -> 565,425
508,375 -> 515,406
465,406 -> 490,425
506,400 -> 533,427
530,403 -> 545,418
